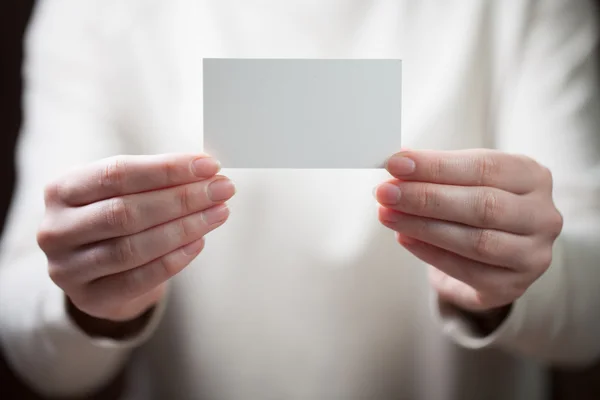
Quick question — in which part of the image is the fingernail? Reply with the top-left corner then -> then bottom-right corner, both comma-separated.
207,178 -> 236,202
183,238 -> 205,256
192,157 -> 221,178
375,183 -> 402,205
202,204 -> 230,225
385,154 -> 416,175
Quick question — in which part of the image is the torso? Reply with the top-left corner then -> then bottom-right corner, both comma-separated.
105,1 -> 547,398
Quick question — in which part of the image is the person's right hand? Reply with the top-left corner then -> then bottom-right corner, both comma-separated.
37,153 -> 235,324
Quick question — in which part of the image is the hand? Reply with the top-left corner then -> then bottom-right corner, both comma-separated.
38,153 -> 235,323
375,149 -> 563,313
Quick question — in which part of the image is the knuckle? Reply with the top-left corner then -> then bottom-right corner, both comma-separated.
428,157 -> 445,181
158,255 -> 182,280
86,245 -> 107,269
413,184 -> 440,213
161,159 -> 182,185
414,217 -> 439,243
36,220 -> 61,251
177,216 -> 196,240
547,209 -> 564,237
523,156 -> 552,189
100,156 -> 127,193
43,181 -> 62,205
475,154 -> 501,186
160,221 -> 185,248
475,190 -> 501,226
177,184 -> 194,214
47,262 -> 69,287
165,160 -> 179,182
113,236 -> 137,265
161,218 -> 194,248
472,229 -> 500,259
530,248 -> 554,273
106,198 -> 135,232
411,216 -> 431,238
47,177 -> 80,205
512,274 -> 533,298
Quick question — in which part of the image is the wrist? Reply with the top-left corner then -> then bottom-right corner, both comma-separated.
66,297 -> 156,340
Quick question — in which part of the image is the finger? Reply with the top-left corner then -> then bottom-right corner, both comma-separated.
375,181 -> 536,234
47,153 -> 221,206
385,149 -> 545,194
398,235 -> 523,311
50,176 -> 235,247
378,207 -> 545,271
63,204 -> 229,282
84,239 -> 205,315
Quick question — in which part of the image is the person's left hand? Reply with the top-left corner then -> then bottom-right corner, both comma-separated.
374,149 -> 563,314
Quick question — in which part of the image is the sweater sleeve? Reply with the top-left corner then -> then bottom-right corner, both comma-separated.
434,0 -> 600,366
0,1 -> 164,397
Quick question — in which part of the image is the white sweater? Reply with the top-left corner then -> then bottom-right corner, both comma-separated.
1,0 -> 600,399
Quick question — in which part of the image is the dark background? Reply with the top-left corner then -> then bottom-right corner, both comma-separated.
0,1 -> 599,399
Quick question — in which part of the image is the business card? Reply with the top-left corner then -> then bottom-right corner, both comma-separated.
203,58 -> 402,168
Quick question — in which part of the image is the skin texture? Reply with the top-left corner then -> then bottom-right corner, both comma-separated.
37,153 -> 236,324
375,149 -> 563,314
38,149 -> 563,336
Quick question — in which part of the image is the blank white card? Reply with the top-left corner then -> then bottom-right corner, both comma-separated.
203,59 -> 402,168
